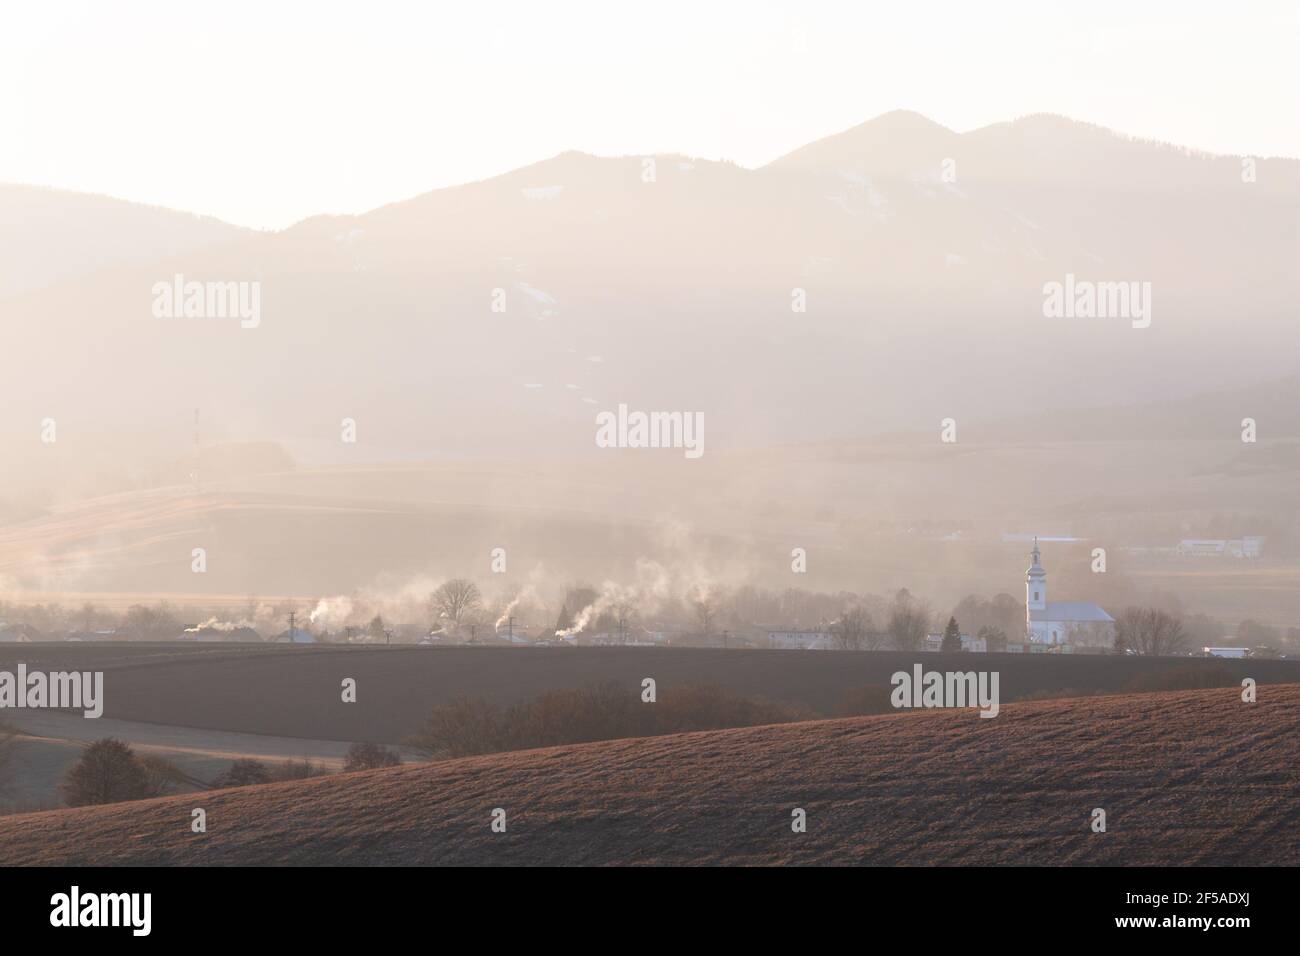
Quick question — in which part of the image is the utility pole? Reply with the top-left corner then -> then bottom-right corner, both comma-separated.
191,407 -> 201,491
287,611 -> 296,643
723,629 -> 730,650
507,616 -> 515,643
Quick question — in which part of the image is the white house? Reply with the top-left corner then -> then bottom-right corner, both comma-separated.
1177,537 -> 1264,558
1025,539 -> 1115,648
767,629 -> 835,650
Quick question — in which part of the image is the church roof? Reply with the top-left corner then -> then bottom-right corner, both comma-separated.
1029,602 -> 1114,623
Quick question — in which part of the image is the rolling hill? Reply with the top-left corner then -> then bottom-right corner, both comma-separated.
1,685 -> 1294,865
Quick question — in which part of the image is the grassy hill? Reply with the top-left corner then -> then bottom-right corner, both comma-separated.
1,685 -> 1295,866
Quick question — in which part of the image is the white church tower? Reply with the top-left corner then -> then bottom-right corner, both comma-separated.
1026,537 -> 1047,631
1022,537 -> 1115,648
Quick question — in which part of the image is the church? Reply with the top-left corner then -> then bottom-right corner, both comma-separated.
1025,539 -> 1115,649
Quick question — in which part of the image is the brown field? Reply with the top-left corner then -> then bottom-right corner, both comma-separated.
1,685 -> 1294,866
3,643 -> 1296,743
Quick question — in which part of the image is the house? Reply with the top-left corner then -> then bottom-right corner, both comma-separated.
1005,641 -> 1074,654
1203,646 -> 1250,659
493,626 -> 538,645
64,630 -> 121,643
271,627 -> 317,644
178,624 -> 262,642
0,622 -> 41,643
1177,537 -> 1264,558
766,629 -> 835,650
1025,540 -> 1114,649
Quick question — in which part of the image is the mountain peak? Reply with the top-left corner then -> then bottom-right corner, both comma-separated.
860,109 -> 954,133
766,109 -> 957,170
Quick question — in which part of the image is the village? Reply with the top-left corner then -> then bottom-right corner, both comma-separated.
0,542 -> 1284,658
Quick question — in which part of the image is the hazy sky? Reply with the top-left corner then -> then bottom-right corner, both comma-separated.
3,0 -> 1297,229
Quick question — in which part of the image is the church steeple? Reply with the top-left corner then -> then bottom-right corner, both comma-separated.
1026,537 -> 1046,612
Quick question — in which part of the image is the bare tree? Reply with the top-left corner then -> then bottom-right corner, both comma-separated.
1115,607 -> 1187,657
830,606 -> 871,650
863,628 -> 890,651
210,759 -> 271,789
60,738 -> 149,806
689,586 -> 722,635
343,742 -> 402,772
138,754 -> 187,797
887,589 -> 931,651
121,603 -> 180,641
977,625 -> 1008,652
430,579 -> 482,629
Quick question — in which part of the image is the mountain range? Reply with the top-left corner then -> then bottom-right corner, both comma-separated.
4,111 -> 1298,489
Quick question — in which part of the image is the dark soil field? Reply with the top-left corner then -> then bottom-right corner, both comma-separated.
3,643 -> 1296,743
1,685 -> 1295,866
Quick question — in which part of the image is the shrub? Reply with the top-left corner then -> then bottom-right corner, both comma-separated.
1123,665 -> 1237,693
836,685 -> 897,716
137,754 -> 187,797
414,696 -> 509,757
210,758 -> 271,789
653,682 -> 808,733
342,743 -> 402,772
59,738 -> 151,806
270,758 -> 330,782
410,681 -> 806,758
501,683 -> 643,749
